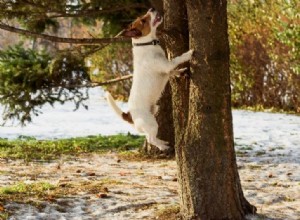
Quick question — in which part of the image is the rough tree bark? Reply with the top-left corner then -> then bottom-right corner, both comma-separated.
163,0 -> 190,157
165,0 -> 257,219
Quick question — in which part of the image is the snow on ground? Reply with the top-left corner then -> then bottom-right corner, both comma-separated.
233,112 -> 300,220
0,154 -> 179,220
0,88 -> 299,219
0,88 -> 137,139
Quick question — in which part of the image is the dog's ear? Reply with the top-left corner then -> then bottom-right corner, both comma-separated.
119,28 -> 142,38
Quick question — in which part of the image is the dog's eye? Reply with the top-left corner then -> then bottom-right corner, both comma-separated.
141,19 -> 146,24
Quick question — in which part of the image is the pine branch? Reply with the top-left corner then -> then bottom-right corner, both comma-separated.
0,1 -> 147,20
0,22 -> 130,45
47,3 -> 148,18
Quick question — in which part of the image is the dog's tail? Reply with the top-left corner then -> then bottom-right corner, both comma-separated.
105,92 -> 133,124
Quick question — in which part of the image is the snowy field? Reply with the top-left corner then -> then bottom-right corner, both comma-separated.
0,88 -> 299,219
0,88 -> 137,139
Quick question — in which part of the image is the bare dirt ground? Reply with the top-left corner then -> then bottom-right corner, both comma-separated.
0,150 -> 299,220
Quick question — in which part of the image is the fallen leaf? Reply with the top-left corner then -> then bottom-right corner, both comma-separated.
58,179 -> 71,187
97,193 -> 108,198
58,183 -> 68,187
47,195 -> 56,202
119,171 -> 131,176
0,204 -> 4,212
87,172 -> 96,176
30,176 -> 37,180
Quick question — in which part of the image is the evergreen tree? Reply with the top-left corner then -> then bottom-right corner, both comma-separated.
0,0 -> 150,124
0,45 -> 89,124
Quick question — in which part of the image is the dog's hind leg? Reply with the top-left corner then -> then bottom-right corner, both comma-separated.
148,135 -> 169,151
134,113 -> 169,151
148,132 -> 169,151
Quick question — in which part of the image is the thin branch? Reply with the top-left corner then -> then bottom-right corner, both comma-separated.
62,74 -> 133,89
88,74 -> 133,87
0,75 -> 133,101
0,22 -> 130,45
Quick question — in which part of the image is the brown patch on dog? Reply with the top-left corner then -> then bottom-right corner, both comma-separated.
120,13 -> 151,38
150,105 -> 155,115
150,105 -> 158,115
122,112 -> 133,124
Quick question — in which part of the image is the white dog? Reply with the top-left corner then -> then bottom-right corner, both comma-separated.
106,8 -> 193,150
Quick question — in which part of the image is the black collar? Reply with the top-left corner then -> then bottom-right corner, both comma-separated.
132,39 -> 160,47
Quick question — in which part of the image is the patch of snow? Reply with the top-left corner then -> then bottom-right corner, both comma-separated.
1,154 -> 178,220
0,88 -> 137,139
0,88 -> 299,219
233,110 -> 300,164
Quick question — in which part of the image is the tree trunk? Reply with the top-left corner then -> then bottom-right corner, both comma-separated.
163,0 -> 190,152
170,0 -> 257,219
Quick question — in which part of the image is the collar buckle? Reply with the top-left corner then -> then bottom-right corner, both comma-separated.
133,40 -> 160,47
152,40 -> 160,45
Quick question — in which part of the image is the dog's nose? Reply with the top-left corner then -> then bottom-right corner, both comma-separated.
149,8 -> 155,12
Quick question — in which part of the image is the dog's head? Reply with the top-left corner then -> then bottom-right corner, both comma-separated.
120,8 -> 162,39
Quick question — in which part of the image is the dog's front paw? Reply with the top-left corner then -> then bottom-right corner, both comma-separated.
181,49 -> 194,62
171,67 -> 188,77
177,67 -> 188,73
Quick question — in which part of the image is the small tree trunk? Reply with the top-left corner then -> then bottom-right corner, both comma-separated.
163,0 -> 190,150
171,0 -> 257,219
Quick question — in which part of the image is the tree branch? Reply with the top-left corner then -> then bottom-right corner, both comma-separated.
47,3 -> 148,18
88,74 -> 133,87
0,3 -> 147,19
63,74 -> 133,89
0,22 -> 130,45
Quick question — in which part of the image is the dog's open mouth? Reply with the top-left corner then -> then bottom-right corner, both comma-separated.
153,12 -> 162,26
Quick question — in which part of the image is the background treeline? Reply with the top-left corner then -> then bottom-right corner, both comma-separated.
228,0 -> 299,112
0,0 -> 299,124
